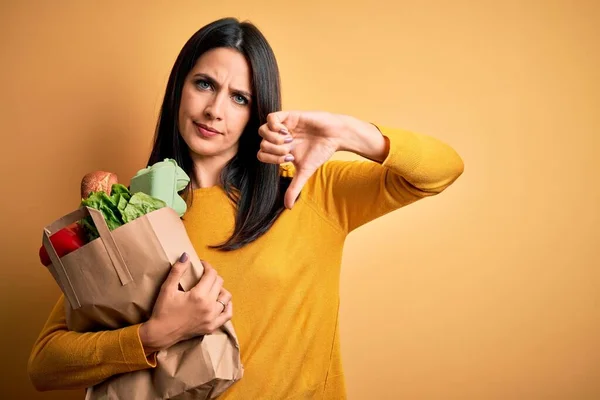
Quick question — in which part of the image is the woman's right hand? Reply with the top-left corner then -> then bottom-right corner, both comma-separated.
139,253 -> 233,353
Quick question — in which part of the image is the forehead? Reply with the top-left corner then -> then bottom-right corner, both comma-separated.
191,47 -> 251,89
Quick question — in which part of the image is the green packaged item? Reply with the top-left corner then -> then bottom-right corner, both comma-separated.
129,158 -> 190,217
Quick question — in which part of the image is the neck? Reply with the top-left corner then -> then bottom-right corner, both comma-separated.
190,152 -> 235,189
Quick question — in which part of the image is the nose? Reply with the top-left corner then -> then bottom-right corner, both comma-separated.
204,91 -> 225,121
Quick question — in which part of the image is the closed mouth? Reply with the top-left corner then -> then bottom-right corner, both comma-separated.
194,122 -> 222,134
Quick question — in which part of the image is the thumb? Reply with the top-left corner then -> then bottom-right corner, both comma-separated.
284,169 -> 311,209
162,252 -> 190,292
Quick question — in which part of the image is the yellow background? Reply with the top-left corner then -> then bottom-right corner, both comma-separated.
1,1 -> 598,399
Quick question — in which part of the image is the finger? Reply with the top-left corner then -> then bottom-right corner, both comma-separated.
284,169 -> 311,209
217,288 -> 232,306
215,299 -> 226,314
191,261 -> 217,295
162,252 -> 190,292
266,111 -> 290,133
258,124 -> 292,144
260,139 -> 293,157
257,150 -> 294,165
214,288 -> 232,316
208,274 -> 224,300
214,301 -> 233,326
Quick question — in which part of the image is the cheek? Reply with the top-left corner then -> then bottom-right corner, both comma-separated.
180,89 -> 197,114
226,107 -> 251,138
178,90 -> 194,127
177,104 -> 185,130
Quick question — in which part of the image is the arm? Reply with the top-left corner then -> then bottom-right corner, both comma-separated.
304,116 -> 464,233
27,295 -> 157,391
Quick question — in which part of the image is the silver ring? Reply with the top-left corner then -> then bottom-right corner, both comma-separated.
216,299 -> 227,311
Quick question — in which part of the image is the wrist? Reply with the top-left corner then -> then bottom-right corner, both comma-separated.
139,320 -> 168,354
336,115 -> 389,162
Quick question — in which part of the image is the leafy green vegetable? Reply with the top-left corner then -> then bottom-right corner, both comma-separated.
81,192 -> 122,233
111,184 -> 130,196
122,192 -> 168,223
79,184 -> 166,240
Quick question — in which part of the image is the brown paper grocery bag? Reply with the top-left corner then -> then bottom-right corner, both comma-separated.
42,206 -> 243,399
84,328 -> 243,400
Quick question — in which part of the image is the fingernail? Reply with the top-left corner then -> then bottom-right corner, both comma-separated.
284,136 -> 293,143
279,128 -> 289,135
179,252 -> 188,262
284,155 -> 294,162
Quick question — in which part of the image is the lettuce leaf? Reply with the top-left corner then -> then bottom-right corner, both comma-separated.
79,184 -> 165,240
122,192 -> 167,223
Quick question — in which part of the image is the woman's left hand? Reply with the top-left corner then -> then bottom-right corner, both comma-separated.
257,111 -> 345,209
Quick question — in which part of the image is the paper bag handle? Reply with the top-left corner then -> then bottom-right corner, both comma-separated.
42,206 -> 133,309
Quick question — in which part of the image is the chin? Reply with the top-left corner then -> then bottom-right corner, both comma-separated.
188,140 -> 234,159
188,143 -> 219,157
180,133 -> 211,154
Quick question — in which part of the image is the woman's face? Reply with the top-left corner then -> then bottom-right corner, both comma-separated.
178,47 -> 253,160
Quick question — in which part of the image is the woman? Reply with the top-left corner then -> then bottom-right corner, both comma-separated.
28,17 -> 464,399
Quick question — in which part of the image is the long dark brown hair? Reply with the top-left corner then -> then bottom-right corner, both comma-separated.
147,17 -> 291,251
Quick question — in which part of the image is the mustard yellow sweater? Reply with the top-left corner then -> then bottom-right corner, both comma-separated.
28,126 -> 463,399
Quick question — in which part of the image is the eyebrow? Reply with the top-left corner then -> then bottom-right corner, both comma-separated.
192,73 -> 253,99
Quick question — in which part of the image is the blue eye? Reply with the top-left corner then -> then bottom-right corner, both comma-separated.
195,79 -> 211,90
233,94 -> 249,105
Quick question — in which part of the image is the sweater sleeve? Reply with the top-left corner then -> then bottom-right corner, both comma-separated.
300,126 -> 464,233
27,294 -> 157,391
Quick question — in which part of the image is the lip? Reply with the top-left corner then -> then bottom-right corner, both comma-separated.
194,122 -> 222,138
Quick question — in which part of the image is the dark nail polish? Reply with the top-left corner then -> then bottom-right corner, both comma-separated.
179,252 -> 188,262
279,128 -> 289,135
